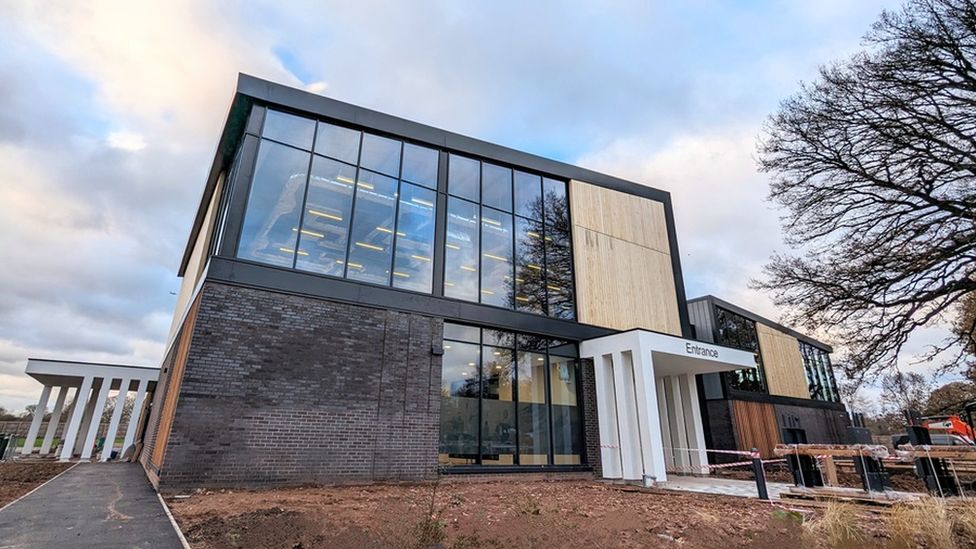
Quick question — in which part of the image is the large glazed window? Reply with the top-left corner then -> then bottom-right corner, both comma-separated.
237,110 -> 439,293
799,341 -> 839,402
444,157 -> 576,319
438,322 -> 583,468
714,306 -> 768,393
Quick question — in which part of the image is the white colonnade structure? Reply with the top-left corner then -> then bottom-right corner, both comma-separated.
21,359 -> 158,461
580,330 -> 756,484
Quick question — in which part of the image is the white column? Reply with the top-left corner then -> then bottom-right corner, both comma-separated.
592,354 -> 622,479
81,378 -> 113,459
630,348 -> 668,483
122,378 -> 149,454
60,377 -> 94,461
656,376 -> 674,470
40,386 -> 69,455
668,376 -> 690,470
611,351 -> 642,480
100,379 -> 130,461
21,385 -> 52,454
74,380 -> 101,455
680,374 -> 709,474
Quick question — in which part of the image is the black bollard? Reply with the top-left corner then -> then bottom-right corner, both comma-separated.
751,448 -> 769,500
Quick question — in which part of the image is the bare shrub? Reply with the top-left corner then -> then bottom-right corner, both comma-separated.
887,498 -> 955,549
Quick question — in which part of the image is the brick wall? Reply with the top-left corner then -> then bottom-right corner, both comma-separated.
774,403 -> 852,444
579,358 -> 602,478
154,281 -> 443,492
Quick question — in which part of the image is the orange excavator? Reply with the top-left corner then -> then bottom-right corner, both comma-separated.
922,413 -> 976,445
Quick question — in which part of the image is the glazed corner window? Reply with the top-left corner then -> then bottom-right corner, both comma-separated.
237,109 -> 439,294
443,158 -> 575,320
438,323 -> 583,467
800,341 -> 839,402
714,307 -> 768,393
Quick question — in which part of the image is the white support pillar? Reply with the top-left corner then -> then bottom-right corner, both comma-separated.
81,378 -> 112,460
656,377 -> 674,469
60,377 -> 94,461
100,379 -> 130,461
21,385 -> 52,454
122,378 -> 149,454
630,348 -> 668,484
40,386 -> 69,455
668,376 -> 690,470
680,374 -> 709,474
611,351 -> 642,480
74,380 -> 101,455
593,354 -> 622,479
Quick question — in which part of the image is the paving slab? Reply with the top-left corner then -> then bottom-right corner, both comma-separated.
660,475 -> 794,500
0,462 -> 183,548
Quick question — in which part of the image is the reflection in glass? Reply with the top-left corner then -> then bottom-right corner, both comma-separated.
392,183 -> 437,293
360,133 -> 401,177
514,217 -> 546,314
481,162 -> 512,212
295,157 -> 356,276
345,170 -> 397,284
800,342 -> 838,402
444,198 -> 479,301
443,322 -> 480,343
314,122 -> 361,164
550,356 -> 582,464
480,208 -> 513,307
237,140 -> 310,267
518,350 -> 550,465
439,341 -> 480,465
514,171 -> 542,220
263,110 -> 315,150
543,180 -> 575,319
715,307 -> 767,393
448,154 -> 480,202
401,143 -> 439,189
481,346 -> 516,465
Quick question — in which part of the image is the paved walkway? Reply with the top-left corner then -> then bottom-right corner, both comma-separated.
0,463 -> 183,548
661,475 -> 794,500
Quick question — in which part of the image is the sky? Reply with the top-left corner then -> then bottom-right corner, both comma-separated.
1,0 -> 939,413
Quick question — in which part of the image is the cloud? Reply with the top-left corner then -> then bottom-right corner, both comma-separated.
107,131 -> 147,152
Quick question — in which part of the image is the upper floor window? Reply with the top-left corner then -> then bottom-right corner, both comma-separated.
799,341 -> 839,402
444,154 -> 575,319
714,306 -> 767,393
237,109 -> 438,293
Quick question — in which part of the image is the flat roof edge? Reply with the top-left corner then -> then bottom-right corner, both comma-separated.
688,294 -> 834,352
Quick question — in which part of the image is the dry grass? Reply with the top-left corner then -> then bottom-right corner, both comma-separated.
887,498 -> 956,549
951,498 -> 976,545
801,501 -> 867,549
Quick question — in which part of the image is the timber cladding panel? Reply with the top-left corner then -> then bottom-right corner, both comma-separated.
569,180 -> 681,335
731,400 -> 781,458
756,322 -> 810,399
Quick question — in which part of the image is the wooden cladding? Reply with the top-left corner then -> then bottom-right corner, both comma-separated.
150,294 -> 202,470
756,323 -> 810,399
731,400 -> 781,458
569,181 -> 681,335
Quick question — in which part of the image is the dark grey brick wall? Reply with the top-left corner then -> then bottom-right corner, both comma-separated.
156,281 -> 443,491
580,358 -> 601,477
774,403 -> 852,444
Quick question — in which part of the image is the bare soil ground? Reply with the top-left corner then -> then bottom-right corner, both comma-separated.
0,461 -> 73,508
167,479 -> 882,549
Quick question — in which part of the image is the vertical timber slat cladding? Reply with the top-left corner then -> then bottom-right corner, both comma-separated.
154,281 -> 442,491
756,323 -> 810,399
150,295 -> 202,470
569,180 -> 681,335
731,400 -> 781,458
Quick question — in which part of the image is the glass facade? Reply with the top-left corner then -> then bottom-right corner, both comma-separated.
439,322 -> 583,467
714,306 -> 767,393
444,155 -> 575,319
235,109 -> 576,318
799,341 -> 839,402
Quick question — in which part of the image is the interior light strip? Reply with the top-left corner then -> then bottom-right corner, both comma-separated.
358,182 -> 375,190
515,296 -> 530,302
547,285 -> 562,291
411,197 -> 434,207
446,243 -> 461,250
482,218 -> 501,226
526,231 -> 541,238
483,253 -> 508,262
336,175 -> 355,184
292,228 -> 325,238
393,271 -> 410,278
411,255 -> 431,262
376,227 -> 393,234
526,264 -> 542,270
308,209 -> 343,221
481,289 -> 495,295
355,241 -> 384,251
459,265 -> 477,272
279,247 -> 309,256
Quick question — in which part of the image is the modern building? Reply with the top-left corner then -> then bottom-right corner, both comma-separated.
688,295 -> 850,458
135,74 -> 819,492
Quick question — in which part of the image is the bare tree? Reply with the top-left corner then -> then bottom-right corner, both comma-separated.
756,0 -> 976,381
879,371 -> 933,414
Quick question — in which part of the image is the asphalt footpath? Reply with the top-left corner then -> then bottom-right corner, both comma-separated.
0,462 -> 184,548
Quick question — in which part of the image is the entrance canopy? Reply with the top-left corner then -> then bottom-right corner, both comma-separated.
23,359 -> 158,462
580,330 -> 755,483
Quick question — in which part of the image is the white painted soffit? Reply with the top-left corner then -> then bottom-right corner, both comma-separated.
579,330 -> 756,377
25,358 -> 160,388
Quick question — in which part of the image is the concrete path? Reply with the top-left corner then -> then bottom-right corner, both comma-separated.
0,463 -> 184,548
661,475 -> 794,500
